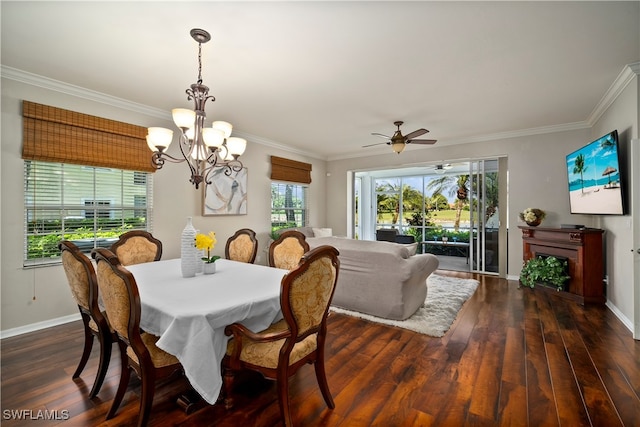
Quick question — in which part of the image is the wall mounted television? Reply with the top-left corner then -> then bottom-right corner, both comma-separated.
565,130 -> 625,215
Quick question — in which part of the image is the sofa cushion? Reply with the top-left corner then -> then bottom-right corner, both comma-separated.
312,227 -> 333,238
276,226 -> 315,238
308,237 -> 411,259
403,242 -> 419,256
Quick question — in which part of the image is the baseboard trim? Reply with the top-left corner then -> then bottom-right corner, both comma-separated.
508,274 -> 633,334
0,313 -> 81,340
605,301 -> 634,334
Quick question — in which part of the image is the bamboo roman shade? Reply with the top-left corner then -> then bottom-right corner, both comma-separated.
270,156 -> 312,184
22,100 -> 155,172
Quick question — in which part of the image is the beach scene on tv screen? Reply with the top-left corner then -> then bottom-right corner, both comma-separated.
566,132 -> 623,215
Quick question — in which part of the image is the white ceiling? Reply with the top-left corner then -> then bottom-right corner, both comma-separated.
2,1 -> 639,160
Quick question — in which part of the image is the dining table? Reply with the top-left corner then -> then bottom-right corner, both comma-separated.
125,258 -> 289,406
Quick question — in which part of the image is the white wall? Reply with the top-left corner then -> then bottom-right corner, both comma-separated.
326,129 -> 599,276
1,77 -> 327,333
592,74 -> 638,327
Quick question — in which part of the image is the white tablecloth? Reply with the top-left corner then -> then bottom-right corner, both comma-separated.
126,258 -> 288,404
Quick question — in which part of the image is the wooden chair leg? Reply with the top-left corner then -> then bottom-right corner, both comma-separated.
223,368 -> 235,410
89,334 -> 112,398
137,370 -> 156,427
73,316 -> 94,379
314,358 -> 335,409
106,344 -> 130,420
276,369 -> 292,427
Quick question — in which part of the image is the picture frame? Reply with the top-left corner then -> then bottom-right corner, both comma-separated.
202,167 -> 248,216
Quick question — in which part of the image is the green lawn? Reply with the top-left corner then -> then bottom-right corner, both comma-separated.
377,209 -> 471,224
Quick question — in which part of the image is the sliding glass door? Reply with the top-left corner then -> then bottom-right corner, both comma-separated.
353,157 -> 506,275
468,159 -> 501,274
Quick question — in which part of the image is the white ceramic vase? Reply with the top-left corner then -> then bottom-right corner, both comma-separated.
181,217 -> 198,278
195,230 -> 204,274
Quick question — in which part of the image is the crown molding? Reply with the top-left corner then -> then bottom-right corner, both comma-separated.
328,121 -> 590,162
1,65 -> 169,120
587,62 -> 640,126
1,66 -> 328,161
231,129 -> 327,161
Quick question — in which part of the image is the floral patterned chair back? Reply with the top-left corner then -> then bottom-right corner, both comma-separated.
110,230 -> 162,266
223,245 -> 340,427
269,230 -> 310,270
225,228 -> 258,264
92,248 -> 182,427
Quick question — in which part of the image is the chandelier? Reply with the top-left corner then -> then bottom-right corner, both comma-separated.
146,29 -> 246,189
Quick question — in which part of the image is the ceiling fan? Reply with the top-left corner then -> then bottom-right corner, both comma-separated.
363,121 -> 437,154
433,163 -> 453,174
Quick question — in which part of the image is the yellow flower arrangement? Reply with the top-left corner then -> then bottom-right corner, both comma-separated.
195,232 -> 221,263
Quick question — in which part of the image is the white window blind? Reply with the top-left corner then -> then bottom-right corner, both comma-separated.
24,161 -> 153,265
270,182 -> 308,230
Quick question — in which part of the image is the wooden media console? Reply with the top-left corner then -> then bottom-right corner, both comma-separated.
519,226 -> 605,304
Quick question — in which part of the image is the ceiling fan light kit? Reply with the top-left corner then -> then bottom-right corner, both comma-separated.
364,120 -> 437,154
434,164 -> 452,174
392,141 -> 406,154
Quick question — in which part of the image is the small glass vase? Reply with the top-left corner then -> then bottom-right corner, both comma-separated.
203,262 -> 216,275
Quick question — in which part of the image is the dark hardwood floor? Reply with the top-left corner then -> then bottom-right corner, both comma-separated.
2,271 -> 639,426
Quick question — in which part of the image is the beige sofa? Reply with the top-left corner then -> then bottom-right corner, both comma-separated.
306,237 -> 439,320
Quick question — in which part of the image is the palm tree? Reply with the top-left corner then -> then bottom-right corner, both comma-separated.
573,153 -> 588,194
427,175 -> 469,231
375,182 -> 425,226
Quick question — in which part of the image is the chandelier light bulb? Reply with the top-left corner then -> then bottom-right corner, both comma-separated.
211,121 -> 233,138
222,148 -> 235,161
202,128 -> 225,148
226,137 -> 247,156
172,108 -> 196,130
146,127 -> 174,151
190,144 -> 209,161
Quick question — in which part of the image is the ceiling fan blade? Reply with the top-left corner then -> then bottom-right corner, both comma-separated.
403,128 -> 429,140
371,132 -> 391,139
362,141 -> 391,148
407,139 -> 437,145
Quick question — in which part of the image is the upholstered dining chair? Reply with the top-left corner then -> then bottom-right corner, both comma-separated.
225,228 -> 258,264
223,245 -> 340,427
109,230 -> 162,266
268,230 -> 310,270
92,248 -> 183,427
59,240 -> 113,399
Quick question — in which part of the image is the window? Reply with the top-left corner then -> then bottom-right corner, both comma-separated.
271,183 -> 307,232
83,199 -> 112,219
24,161 -> 153,265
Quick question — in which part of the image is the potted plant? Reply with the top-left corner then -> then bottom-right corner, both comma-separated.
195,231 -> 220,274
519,208 -> 546,227
519,256 -> 569,291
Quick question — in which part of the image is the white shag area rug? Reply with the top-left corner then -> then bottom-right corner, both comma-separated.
330,274 -> 479,337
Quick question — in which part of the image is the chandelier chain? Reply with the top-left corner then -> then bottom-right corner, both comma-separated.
197,42 -> 203,85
